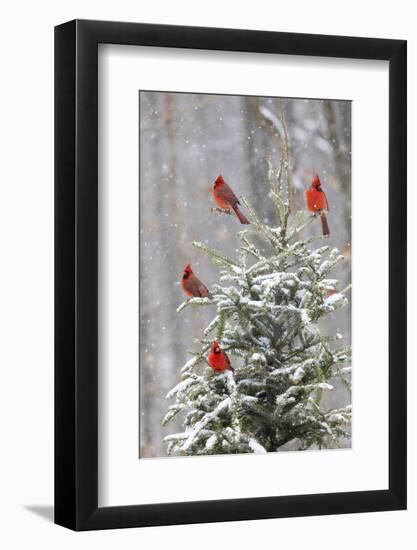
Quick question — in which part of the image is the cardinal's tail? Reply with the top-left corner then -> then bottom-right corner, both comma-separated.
320,212 -> 330,237
233,204 -> 250,224
199,286 -> 212,299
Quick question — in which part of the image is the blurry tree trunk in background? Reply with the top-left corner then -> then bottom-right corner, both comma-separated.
319,100 -> 352,421
164,92 -> 191,391
242,96 -> 277,224
322,100 -> 351,326
164,94 -> 204,352
140,91 -> 163,456
164,93 -> 187,268
322,100 -> 352,273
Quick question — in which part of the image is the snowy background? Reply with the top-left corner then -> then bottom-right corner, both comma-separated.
139,91 -> 351,458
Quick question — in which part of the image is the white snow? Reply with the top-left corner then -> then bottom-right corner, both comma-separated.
327,413 -> 346,423
324,293 -> 345,307
248,438 -> 267,454
205,434 -> 218,450
180,397 -> 231,451
166,378 -> 196,399
251,353 -> 266,363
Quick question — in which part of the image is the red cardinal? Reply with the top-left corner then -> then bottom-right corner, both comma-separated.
181,264 -> 212,299
208,340 -> 234,373
305,175 -> 330,237
212,175 -> 249,224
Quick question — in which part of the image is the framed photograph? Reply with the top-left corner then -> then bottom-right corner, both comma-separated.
55,20 -> 407,530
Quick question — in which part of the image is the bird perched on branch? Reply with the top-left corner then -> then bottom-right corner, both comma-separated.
208,340 -> 234,373
181,264 -> 212,299
305,175 -> 330,237
212,175 -> 249,224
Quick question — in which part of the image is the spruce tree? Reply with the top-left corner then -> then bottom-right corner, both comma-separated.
163,128 -> 351,456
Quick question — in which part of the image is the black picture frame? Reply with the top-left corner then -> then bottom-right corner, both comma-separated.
55,19 -> 407,531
